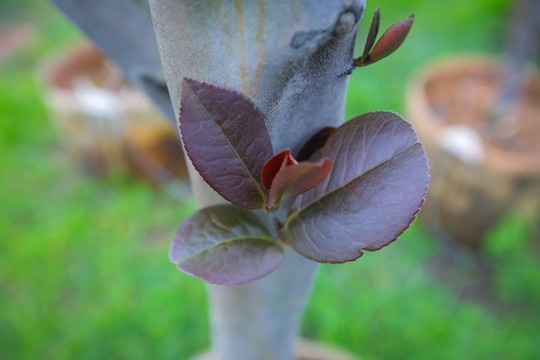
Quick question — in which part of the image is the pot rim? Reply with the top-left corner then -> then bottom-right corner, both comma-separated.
406,54 -> 540,176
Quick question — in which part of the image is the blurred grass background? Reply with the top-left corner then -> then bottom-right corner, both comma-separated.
1,0 -> 539,359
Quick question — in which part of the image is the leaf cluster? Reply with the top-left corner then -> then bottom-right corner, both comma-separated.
169,78 -> 429,285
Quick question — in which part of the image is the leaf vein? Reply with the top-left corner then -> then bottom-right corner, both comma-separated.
175,235 -> 275,265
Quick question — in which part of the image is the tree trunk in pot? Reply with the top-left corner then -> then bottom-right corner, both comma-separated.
149,1 -> 364,359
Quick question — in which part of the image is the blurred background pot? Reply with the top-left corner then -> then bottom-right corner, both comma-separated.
407,56 -> 540,248
40,42 -> 188,193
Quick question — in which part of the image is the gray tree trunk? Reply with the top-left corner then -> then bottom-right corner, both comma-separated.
496,0 -> 540,118
49,1 -> 365,359
149,2 -> 364,359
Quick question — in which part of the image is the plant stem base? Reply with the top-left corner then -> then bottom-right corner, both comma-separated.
191,339 -> 359,360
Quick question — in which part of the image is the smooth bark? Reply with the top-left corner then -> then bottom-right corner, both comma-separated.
49,0 -> 175,121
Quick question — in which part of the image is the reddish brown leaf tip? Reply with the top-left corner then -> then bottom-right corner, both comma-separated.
368,12 -> 415,63
268,157 -> 333,208
261,149 -> 298,189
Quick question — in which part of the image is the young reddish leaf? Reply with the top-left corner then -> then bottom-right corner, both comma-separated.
262,149 -> 333,208
361,6 -> 381,62
368,13 -> 415,64
296,127 -> 336,162
170,205 -> 284,285
284,111 -> 429,263
268,157 -> 333,208
179,78 -> 273,209
261,149 -> 298,189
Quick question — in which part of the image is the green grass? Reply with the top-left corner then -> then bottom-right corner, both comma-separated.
1,1 -> 539,359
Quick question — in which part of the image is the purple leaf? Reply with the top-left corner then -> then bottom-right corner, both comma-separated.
268,157 -> 333,208
284,111 -> 429,263
179,78 -> 273,209
170,205 -> 284,285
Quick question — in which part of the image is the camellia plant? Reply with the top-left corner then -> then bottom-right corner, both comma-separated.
168,7 -> 428,286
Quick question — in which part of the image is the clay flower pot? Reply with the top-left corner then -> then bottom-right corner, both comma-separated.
407,56 -> 540,247
40,42 -> 188,188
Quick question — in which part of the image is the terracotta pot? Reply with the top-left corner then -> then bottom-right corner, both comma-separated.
407,56 -> 540,247
40,42 -> 188,187
191,339 -> 359,360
